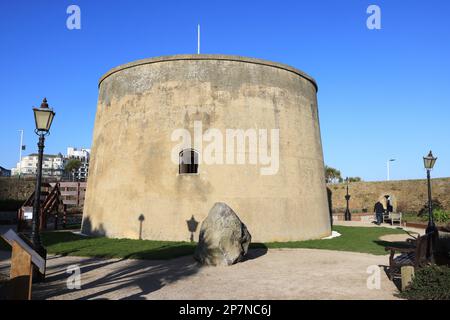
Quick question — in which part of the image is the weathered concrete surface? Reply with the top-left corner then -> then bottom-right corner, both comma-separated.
82,54 -> 331,242
0,249 -> 400,300
194,202 -> 251,266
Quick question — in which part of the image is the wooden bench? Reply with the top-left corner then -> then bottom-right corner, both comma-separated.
382,212 -> 402,225
385,232 -> 434,280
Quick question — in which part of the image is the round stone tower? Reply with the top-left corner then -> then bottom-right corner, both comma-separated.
82,54 -> 331,242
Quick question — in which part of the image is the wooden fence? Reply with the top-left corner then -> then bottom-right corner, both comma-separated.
54,182 -> 87,207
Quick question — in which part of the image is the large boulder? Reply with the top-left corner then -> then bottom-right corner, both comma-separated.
194,202 -> 251,266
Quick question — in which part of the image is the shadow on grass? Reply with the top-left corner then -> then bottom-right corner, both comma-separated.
42,231 -> 269,261
1,230 -> 89,252
41,232 -> 86,246
43,236 -> 197,260
373,240 -> 415,251
124,244 -> 196,260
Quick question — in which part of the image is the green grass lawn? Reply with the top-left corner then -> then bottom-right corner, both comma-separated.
43,232 -> 196,260
260,225 -> 406,255
0,225 -> 408,259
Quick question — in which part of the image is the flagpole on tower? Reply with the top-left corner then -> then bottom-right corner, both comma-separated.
18,129 -> 24,179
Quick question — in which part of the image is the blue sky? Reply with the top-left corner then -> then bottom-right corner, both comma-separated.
0,0 -> 449,181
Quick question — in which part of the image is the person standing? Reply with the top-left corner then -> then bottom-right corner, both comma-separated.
374,201 -> 385,225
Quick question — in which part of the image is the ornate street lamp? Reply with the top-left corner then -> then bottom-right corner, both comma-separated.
344,177 -> 351,221
423,150 -> 439,261
423,151 -> 438,235
30,98 -> 55,260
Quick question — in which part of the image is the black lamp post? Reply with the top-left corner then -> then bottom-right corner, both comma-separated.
344,177 -> 351,221
30,98 -> 55,260
423,151 -> 438,236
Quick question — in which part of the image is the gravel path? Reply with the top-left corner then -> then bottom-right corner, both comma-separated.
0,248 -> 399,300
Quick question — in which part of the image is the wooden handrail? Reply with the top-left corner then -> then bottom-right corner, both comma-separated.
18,183 -> 64,231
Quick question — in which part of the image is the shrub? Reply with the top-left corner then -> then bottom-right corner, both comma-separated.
399,265 -> 450,300
418,199 -> 443,217
433,209 -> 450,224
420,209 -> 450,224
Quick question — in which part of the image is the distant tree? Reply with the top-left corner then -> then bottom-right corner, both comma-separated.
64,159 -> 82,181
325,165 -> 343,184
347,177 -> 362,182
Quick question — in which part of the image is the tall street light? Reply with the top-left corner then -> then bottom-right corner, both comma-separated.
31,98 -> 55,260
387,159 -> 395,181
423,151 -> 438,235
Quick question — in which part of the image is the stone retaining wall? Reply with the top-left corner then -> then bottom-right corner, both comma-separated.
0,177 -> 35,201
328,177 -> 450,214
3,176 -> 450,218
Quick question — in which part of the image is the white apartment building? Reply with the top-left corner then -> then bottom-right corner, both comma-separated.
12,153 -> 65,177
11,147 -> 91,180
66,147 -> 90,181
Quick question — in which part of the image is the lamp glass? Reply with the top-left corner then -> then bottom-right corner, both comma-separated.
423,152 -> 437,170
33,108 -> 55,132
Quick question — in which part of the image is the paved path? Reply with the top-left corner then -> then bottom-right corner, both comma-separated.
1,248 -> 399,300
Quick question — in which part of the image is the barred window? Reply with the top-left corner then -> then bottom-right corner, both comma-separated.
179,149 -> 198,174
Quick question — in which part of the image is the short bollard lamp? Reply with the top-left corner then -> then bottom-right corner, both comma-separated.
31,98 -> 55,266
